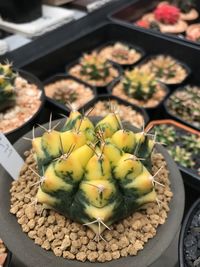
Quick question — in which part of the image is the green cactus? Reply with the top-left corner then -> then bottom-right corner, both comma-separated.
0,62 -> 17,112
123,68 -> 157,101
33,110 -> 158,237
80,52 -> 111,81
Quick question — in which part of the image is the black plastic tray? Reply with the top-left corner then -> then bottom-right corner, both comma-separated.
20,23 -> 200,119
79,94 -> 149,128
109,0 -> 200,47
164,85 -> 200,131
179,198 -> 200,267
44,74 -> 97,116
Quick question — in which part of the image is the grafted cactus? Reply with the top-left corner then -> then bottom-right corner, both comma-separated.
32,110 -> 158,237
0,62 -> 17,111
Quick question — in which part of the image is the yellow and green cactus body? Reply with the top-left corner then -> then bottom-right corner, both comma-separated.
35,111 -> 157,236
95,113 -> 122,138
0,63 -> 17,112
111,129 -> 136,153
32,130 -> 62,172
62,110 -> 96,142
123,68 -> 157,101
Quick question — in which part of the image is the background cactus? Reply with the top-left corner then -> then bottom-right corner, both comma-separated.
0,62 -> 17,112
123,68 -> 157,101
80,52 -> 112,81
32,110 -> 157,237
170,0 -> 195,13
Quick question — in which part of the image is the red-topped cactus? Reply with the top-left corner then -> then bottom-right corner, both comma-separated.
154,4 -> 181,24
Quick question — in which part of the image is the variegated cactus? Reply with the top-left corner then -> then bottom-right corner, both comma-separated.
31,110 -> 157,237
0,62 -> 17,111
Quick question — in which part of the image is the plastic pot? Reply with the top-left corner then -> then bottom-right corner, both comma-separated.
4,69 -> 45,144
66,59 -> 122,95
146,119 -> 200,190
108,79 -> 170,120
43,74 -> 97,115
79,94 -> 150,128
164,86 -> 200,131
96,40 -> 146,68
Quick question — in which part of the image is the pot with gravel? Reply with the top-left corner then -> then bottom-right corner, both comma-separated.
82,95 -> 149,130
110,67 -> 169,117
67,51 -> 121,94
98,42 -> 145,67
0,108 -> 184,267
44,74 -> 96,114
146,119 -> 200,189
139,55 -> 190,86
0,61 -> 45,143
179,198 -> 200,267
164,85 -> 200,131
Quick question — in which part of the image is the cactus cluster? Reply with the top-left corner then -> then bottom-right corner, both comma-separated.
0,62 -> 17,112
80,52 -> 112,81
122,68 -> 157,101
31,110 -> 158,237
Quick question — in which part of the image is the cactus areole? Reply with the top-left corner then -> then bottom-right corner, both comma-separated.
32,110 -> 158,238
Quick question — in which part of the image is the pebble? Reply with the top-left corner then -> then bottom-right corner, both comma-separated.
10,152 -> 172,262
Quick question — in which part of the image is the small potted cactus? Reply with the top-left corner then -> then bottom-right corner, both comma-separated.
146,119 -> 200,189
67,51 -> 121,93
0,0 -> 42,23
164,85 -> 200,130
83,95 -> 149,130
0,61 -> 44,143
98,42 -> 145,67
3,106 -> 185,266
110,67 -> 168,114
44,74 -> 96,114
140,55 -> 190,86
137,3 -> 188,34
0,63 -> 17,112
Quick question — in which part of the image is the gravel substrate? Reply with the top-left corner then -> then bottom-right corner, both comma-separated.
140,55 -> 188,85
44,79 -> 95,110
10,151 -> 172,263
0,76 -> 42,134
184,206 -> 200,266
0,239 -> 7,267
88,100 -> 145,129
69,64 -> 119,87
112,82 -> 167,108
99,42 -> 142,65
166,86 -> 200,130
